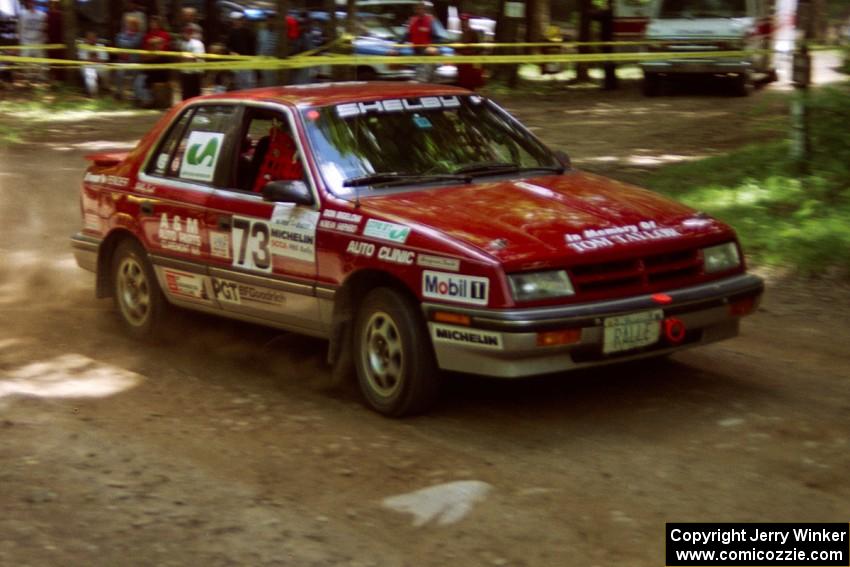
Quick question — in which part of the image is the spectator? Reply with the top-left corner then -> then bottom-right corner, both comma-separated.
456,14 -> 484,90
46,0 -> 62,81
180,7 -> 202,41
406,2 -> 435,82
179,24 -> 204,100
78,30 -> 109,97
256,17 -> 279,87
123,0 -> 147,35
286,12 -> 301,54
137,15 -> 171,107
114,16 -> 143,100
17,0 -> 47,82
226,12 -> 256,90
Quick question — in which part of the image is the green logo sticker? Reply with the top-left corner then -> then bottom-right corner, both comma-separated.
179,131 -> 224,182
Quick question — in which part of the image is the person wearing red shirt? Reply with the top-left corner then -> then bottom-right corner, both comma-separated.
407,2 -> 435,82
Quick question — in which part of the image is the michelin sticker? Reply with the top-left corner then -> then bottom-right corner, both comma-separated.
179,131 -> 224,182
564,220 -> 681,253
270,204 -> 319,263
363,219 -> 411,244
422,271 -> 489,306
431,324 -> 502,350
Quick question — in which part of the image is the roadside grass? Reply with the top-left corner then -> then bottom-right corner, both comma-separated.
646,83 -> 850,277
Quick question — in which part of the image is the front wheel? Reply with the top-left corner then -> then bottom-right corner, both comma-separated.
642,73 -> 661,97
111,239 -> 167,339
353,287 -> 440,417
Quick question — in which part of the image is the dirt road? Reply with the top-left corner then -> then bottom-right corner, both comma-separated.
1,80 -> 849,566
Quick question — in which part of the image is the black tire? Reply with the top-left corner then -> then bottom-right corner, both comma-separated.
642,73 -> 661,97
353,287 -> 440,417
110,239 -> 167,339
729,73 -> 750,97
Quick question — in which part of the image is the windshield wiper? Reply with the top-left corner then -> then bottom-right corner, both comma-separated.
452,161 -> 566,176
343,172 -> 471,188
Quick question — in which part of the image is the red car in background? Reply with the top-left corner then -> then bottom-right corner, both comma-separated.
71,82 -> 763,416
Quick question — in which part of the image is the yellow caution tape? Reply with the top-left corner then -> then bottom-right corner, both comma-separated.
0,43 -> 66,50
0,48 -> 779,71
77,44 -> 258,60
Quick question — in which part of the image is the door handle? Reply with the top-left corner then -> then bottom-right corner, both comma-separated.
140,201 -> 154,215
217,216 -> 232,230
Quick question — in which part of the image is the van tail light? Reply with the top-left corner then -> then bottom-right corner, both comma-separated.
728,296 -> 757,317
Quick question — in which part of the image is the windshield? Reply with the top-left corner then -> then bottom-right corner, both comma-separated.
659,0 -> 747,18
300,95 -> 562,196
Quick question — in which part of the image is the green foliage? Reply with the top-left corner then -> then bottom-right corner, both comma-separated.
646,85 -> 850,277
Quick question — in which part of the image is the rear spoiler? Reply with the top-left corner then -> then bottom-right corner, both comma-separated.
85,152 -> 129,167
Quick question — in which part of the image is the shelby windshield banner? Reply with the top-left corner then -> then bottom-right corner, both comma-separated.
666,523 -> 849,566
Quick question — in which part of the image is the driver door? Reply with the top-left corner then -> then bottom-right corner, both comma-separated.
203,103 -> 323,335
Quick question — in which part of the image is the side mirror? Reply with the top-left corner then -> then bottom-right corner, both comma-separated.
554,150 -> 571,170
262,180 -> 314,206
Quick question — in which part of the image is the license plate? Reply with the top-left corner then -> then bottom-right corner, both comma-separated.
603,309 -> 663,354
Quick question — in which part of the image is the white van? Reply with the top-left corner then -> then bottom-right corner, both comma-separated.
640,0 -> 777,95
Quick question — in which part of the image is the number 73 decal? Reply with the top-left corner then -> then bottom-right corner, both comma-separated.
231,216 -> 272,272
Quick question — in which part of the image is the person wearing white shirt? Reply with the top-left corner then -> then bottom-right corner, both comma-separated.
17,0 -> 46,81
78,30 -> 109,96
179,25 -> 205,100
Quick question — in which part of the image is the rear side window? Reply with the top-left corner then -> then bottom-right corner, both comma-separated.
146,105 -> 239,186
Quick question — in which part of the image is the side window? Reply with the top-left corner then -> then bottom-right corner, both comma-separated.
232,108 -> 305,193
147,105 -> 239,186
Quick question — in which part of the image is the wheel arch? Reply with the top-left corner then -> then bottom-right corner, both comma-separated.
327,268 -> 420,369
95,228 -> 146,298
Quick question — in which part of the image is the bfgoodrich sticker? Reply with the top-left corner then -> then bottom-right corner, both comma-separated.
431,324 -> 502,350
422,271 -> 489,306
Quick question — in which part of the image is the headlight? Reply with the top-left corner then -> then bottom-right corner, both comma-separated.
508,270 -> 575,302
702,242 -> 741,274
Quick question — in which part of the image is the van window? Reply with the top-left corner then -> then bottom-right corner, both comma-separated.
659,0 -> 747,18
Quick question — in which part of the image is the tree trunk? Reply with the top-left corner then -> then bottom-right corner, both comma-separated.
493,0 -> 519,85
327,0 -> 337,43
204,0 -> 219,45
575,0 -> 591,82
525,0 -> 548,42
62,0 -> 79,86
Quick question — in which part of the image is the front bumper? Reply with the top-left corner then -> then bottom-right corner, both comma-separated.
641,58 -> 751,74
423,273 -> 763,378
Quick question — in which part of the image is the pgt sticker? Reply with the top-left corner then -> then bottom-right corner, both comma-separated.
422,271 -> 489,306
179,131 -> 224,182
363,219 -> 410,244
431,324 -> 502,350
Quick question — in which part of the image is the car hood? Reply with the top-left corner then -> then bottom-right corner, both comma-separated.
357,171 -> 733,267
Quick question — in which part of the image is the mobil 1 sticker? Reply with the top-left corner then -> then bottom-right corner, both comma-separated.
422,271 -> 489,306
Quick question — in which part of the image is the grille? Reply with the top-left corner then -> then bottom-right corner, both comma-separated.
570,247 -> 703,296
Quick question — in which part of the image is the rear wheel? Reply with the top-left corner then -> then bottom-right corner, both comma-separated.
111,239 -> 167,339
642,73 -> 661,97
729,73 -> 750,97
353,287 -> 440,417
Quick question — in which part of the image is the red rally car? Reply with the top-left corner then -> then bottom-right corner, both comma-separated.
71,82 -> 764,416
